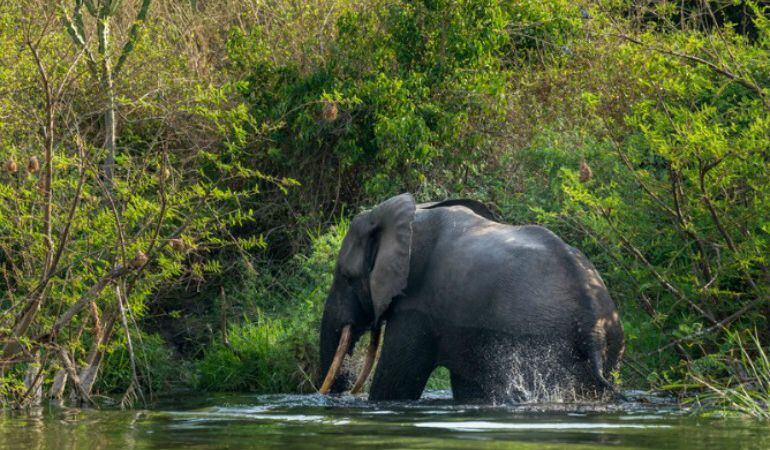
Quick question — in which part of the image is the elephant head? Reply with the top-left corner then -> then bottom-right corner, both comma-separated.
318,193 -> 416,394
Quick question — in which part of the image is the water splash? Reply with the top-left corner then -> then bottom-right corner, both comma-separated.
480,341 -> 608,404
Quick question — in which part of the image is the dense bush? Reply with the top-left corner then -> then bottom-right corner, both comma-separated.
221,0 -> 517,243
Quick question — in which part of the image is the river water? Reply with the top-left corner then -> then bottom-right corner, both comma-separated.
1,391 -> 768,449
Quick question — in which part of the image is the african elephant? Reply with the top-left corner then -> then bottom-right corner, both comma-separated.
318,193 -> 624,402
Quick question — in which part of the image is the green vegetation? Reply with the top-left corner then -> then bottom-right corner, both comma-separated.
692,329 -> 770,419
195,223 -> 344,392
0,0 -> 768,416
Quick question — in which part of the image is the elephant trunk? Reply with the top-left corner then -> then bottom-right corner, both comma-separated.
318,277 -> 379,395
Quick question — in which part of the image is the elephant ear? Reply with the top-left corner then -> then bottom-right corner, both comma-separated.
368,193 -> 416,323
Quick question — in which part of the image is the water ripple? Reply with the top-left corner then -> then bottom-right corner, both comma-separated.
414,421 -> 672,431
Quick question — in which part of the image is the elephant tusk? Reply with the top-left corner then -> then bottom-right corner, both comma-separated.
350,328 -> 381,395
319,324 -> 352,394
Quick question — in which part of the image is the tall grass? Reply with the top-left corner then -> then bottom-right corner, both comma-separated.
195,316 -> 317,392
691,330 -> 770,419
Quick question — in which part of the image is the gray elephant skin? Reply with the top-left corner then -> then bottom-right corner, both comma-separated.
318,193 -> 624,402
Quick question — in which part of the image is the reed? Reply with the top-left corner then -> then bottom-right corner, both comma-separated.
691,330 -> 770,419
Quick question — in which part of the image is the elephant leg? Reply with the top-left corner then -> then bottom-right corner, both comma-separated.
450,371 -> 487,403
368,313 -> 436,401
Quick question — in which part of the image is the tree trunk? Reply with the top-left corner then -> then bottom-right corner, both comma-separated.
77,309 -> 118,400
49,369 -> 68,401
22,350 -> 43,407
98,7 -> 116,190
102,82 -> 116,188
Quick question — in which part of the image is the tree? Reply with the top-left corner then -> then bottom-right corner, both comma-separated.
62,0 -> 152,188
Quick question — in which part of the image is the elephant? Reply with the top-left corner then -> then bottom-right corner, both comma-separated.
318,193 -> 624,402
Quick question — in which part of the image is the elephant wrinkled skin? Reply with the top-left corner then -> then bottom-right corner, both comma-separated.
318,193 -> 624,402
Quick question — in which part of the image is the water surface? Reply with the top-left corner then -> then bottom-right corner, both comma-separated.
2,391 -> 768,449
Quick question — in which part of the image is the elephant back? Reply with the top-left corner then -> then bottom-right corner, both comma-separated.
418,199 -> 499,222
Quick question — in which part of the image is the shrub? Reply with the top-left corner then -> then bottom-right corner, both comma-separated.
97,333 -> 185,395
196,318 -> 301,392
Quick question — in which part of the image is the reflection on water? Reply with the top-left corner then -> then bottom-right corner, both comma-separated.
1,390 -> 769,450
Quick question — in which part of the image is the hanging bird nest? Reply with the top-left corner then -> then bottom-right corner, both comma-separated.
5,158 -> 18,173
27,156 -> 40,173
169,238 -> 186,253
131,250 -> 149,268
321,100 -> 338,122
579,160 -> 593,183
